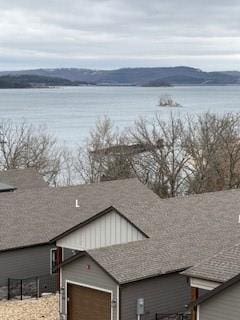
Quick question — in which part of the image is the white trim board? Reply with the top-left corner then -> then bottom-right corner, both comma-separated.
190,277 -> 221,291
116,285 -> 120,320
65,280 -> 114,320
197,305 -> 200,320
50,247 -> 57,275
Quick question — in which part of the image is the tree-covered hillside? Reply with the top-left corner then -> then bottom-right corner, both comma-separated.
0,74 -> 94,88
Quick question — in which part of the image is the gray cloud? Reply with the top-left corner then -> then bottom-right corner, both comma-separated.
1,0 -> 240,70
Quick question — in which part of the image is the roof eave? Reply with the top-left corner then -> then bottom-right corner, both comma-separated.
119,267 -> 188,286
194,272 -> 240,306
182,272 -> 225,284
0,241 -> 50,253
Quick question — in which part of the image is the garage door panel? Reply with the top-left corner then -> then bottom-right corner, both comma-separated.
67,283 -> 111,320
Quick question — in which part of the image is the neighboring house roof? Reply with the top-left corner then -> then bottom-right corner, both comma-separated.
194,272 -> 240,306
84,189 -> 240,284
0,168 -> 48,190
0,178 -> 159,252
182,243 -> 240,283
60,187 -> 240,284
0,182 -> 16,192
3,175 -> 240,284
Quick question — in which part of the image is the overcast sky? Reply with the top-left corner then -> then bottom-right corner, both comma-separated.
1,0 -> 240,71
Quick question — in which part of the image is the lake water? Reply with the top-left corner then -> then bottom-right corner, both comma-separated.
1,86 -> 240,146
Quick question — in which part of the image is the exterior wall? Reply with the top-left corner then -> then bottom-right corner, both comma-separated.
199,288 -> 209,297
61,255 -> 118,320
0,244 -> 55,286
0,244 -> 56,299
57,209 -> 146,251
120,273 -> 191,320
198,281 -> 240,320
62,248 -> 77,261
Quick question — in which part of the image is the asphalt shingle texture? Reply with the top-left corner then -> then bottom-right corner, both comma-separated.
2,176 -> 240,284
0,178 -> 159,252
88,188 -> 240,283
0,168 -> 48,190
182,243 -> 240,283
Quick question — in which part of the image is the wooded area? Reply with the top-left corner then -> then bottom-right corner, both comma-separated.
1,112 -> 240,198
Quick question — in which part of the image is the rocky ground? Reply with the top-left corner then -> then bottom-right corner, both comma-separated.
0,294 -> 59,320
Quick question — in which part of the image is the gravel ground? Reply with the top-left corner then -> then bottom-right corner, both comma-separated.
0,294 -> 59,320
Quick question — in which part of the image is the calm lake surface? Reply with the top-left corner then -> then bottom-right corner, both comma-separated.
1,86 -> 240,146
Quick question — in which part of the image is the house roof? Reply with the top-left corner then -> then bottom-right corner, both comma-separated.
0,182 -> 16,192
0,178 -> 159,252
61,188 -> 240,284
194,272 -> 240,306
182,243 -> 240,283
0,168 -> 48,190
3,174 -> 240,284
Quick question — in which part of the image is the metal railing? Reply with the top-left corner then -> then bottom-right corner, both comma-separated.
155,312 -> 191,320
8,274 -> 57,300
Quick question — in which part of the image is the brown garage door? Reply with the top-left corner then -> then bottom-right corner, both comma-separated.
67,283 -> 111,320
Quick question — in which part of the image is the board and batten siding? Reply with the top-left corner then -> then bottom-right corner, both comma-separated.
198,280 -> 240,320
61,255 -> 119,320
120,273 -> 191,320
57,209 -> 146,251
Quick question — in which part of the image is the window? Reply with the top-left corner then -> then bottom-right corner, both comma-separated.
50,248 -> 58,274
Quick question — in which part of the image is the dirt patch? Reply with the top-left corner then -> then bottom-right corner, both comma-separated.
0,294 -> 59,320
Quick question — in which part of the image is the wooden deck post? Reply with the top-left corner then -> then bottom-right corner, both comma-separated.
191,287 -> 199,320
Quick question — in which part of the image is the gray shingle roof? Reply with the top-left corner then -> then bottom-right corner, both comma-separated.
195,272 -> 240,306
86,189 -> 240,283
2,175 -> 240,284
0,182 -> 16,192
0,178 -> 159,252
181,243 -> 240,283
0,168 -> 48,190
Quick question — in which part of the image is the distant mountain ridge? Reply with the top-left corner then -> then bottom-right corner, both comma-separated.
1,66 -> 240,86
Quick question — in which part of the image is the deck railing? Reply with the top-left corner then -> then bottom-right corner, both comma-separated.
7,274 -> 57,300
155,312 -> 191,320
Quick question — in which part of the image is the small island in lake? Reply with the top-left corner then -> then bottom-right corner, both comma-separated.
158,94 -> 182,107
142,79 -> 172,87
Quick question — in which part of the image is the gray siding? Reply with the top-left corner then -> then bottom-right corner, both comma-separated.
61,255 -> 118,320
199,289 -> 209,297
0,244 -> 54,287
63,248 -> 77,261
199,281 -> 240,320
121,273 -> 191,320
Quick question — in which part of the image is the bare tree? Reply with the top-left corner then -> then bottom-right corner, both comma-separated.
184,113 -> 240,193
129,114 -> 190,198
0,120 -> 63,185
75,117 -> 133,183
59,147 -> 75,186
72,112 -> 240,196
